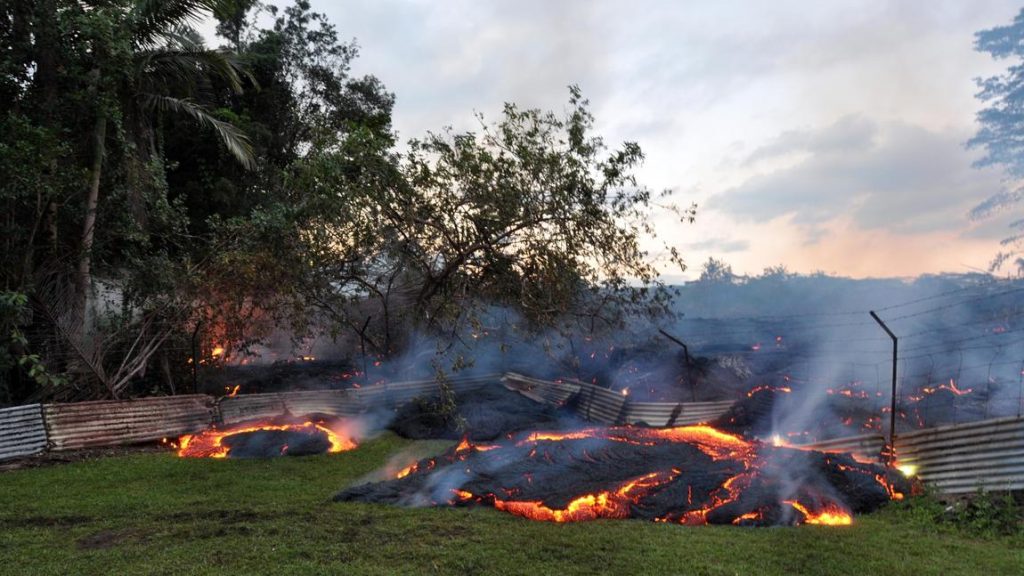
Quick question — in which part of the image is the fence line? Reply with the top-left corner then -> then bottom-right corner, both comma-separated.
43,395 -> 215,451
2,372 -> 1024,496
502,372 -> 733,426
893,416 -> 1024,494
0,404 -> 47,460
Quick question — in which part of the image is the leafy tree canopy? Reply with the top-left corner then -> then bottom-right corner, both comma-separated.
969,8 -> 1024,273
0,0 -> 694,402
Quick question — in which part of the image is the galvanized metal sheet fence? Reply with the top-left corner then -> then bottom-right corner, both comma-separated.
575,385 -> 628,424
502,373 -> 582,406
894,416 -> 1024,494
792,420 -> 1024,494
800,434 -> 887,462
43,395 -> 215,450
217,377 -> 498,425
0,404 -> 47,460
626,400 -> 736,427
353,375 -> 497,407
502,372 -> 733,426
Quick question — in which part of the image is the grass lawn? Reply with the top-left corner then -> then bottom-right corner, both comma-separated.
0,433 -> 1021,576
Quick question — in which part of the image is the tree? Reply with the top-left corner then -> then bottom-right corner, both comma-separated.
1,1 -> 695,400
273,87 -> 696,357
158,0 -> 397,359
760,264 -> 793,282
698,257 -> 736,284
75,0 -> 255,311
1,0 -> 257,400
968,8 -> 1024,273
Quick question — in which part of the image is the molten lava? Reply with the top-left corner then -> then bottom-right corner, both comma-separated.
746,385 -> 791,398
922,379 -> 973,396
173,419 -> 357,458
337,424 -> 908,527
785,501 -> 852,525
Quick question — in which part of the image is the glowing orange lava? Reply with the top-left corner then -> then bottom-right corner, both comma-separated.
486,471 -> 675,523
746,385 -> 792,398
174,420 -> 357,458
922,379 -> 973,396
785,501 -> 852,525
384,423 -> 905,527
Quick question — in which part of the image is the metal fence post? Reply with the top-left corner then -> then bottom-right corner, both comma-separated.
870,311 -> 898,463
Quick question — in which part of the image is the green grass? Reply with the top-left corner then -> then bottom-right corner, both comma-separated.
1,434 -> 1021,576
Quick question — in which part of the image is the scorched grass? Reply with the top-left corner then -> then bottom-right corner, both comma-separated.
0,433 -> 1020,576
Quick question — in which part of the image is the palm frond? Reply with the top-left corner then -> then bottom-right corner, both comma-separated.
141,93 -> 256,169
131,0 -> 232,47
31,275 -> 112,397
161,26 -> 207,50
137,47 -> 253,94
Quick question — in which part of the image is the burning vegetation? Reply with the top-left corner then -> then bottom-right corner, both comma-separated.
337,424 -> 908,526
167,417 -> 358,459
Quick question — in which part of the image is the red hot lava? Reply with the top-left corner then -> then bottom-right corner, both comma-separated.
746,385 -> 791,398
338,424 -> 907,526
169,418 -> 358,458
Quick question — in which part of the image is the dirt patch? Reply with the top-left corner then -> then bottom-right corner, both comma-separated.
76,529 -> 141,550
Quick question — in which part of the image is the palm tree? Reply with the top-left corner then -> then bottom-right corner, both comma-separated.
53,0 -> 257,397
77,0 -> 256,312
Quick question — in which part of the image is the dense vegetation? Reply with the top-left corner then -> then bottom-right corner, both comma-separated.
0,0 -> 692,404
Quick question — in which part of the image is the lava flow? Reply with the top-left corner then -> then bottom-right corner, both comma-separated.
170,418 -> 358,458
337,424 -> 908,526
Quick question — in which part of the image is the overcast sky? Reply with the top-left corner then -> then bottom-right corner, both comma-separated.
248,1 -> 1023,280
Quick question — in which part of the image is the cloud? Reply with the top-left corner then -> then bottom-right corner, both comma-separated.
707,116 -> 1005,239
744,115 -> 878,165
686,237 -> 750,253
332,0 -> 616,141
256,0 -> 1021,278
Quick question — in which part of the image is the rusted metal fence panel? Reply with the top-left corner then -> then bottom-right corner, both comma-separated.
281,390 -> 361,417
219,390 -> 360,424
0,404 -> 47,460
43,395 -> 215,450
895,415 -> 1024,494
218,394 -> 287,425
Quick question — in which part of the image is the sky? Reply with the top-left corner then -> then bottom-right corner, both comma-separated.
234,1 -> 1024,281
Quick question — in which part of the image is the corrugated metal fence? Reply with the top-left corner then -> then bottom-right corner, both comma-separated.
502,372 -> 733,426
353,375 -> 496,408
894,416 -> 1024,494
43,395 -> 215,451
2,372 -> 1022,496
801,434 -> 888,462
0,374 -> 501,457
0,404 -> 47,460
